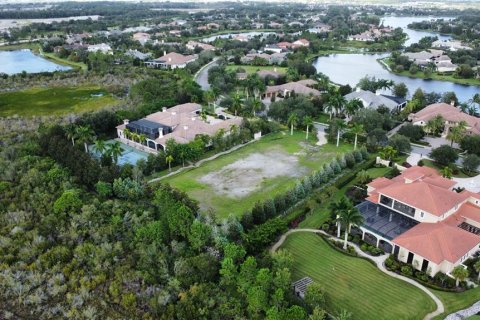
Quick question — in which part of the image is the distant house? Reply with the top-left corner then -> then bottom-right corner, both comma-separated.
145,52 -> 198,69
277,42 -> 292,50
169,30 -> 182,37
269,22 -> 283,28
344,89 -> 407,113
409,102 -> 480,136
233,35 -> 248,42
125,49 -> 151,60
186,40 -> 215,51
240,52 -> 287,65
402,49 -> 458,72
263,79 -> 320,99
133,32 -> 151,45
264,44 -> 283,54
432,39 -> 472,51
348,31 -> 375,42
292,38 -> 310,48
116,103 -> 242,152
87,43 -> 113,54
257,69 -> 282,79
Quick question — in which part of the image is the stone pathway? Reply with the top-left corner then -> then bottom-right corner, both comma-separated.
270,228 -> 445,320
445,301 -> 480,320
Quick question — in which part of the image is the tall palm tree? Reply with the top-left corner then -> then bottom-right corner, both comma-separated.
447,121 -> 467,147
329,197 -> 350,238
166,154 -> 174,172
123,128 -> 131,140
344,98 -> 363,120
303,115 -> 313,140
336,198 -> 364,249
440,166 -> 453,179
251,98 -> 262,117
65,124 -> 78,146
474,260 -> 480,281
139,133 -> 147,146
107,141 -> 123,164
451,266 -> 469,287
94,139 -> 106,155
326,93 -> 346,119
287,113 -> 298,136
203,89 -> 216,112
350,123 -> 364,150
334,118 -> 347,147
231,93 -> 243,116
76,126 -> 95,153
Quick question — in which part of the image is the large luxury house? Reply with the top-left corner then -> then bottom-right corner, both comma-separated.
409,102 -> 480,136
344,89 -> 407,113
356,166 -> 480,276
262,80 -> 321,99
116,103 -> 242,152
145,52 -> 197,69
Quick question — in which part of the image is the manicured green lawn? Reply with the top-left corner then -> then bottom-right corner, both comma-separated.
421,159 -> 471,178
42,52 -> 87,70
432,288 -> 480,320
299,165 -> 391,228
225,64 -> 288,74
281,232 -> 436,320
163,131 -> 352,219
0,86 -> 119,117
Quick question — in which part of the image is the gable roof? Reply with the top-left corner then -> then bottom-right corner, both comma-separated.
154,52 -> 197,66
392,222 -> 480,264
344,90 -> 405,111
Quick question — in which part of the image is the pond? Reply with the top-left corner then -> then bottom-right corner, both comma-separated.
381,16 -> 453,47
0,49 -> 71,75
201,31 -> 276,43
312,53 -> 479,103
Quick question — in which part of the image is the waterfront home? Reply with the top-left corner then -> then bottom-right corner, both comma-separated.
145,52 -> 198,69
262,79 -> 320,99
409,102 -> 480,136
240,52 -> 287,65
356,166 -> 480,276
432,39 -> 473,51
344,89 -> 407,113
87,43 -> 113,54
133,32 -> 151,46
116,103 -> 242,152
186,41 -> 215,51
264,44 -> 283,54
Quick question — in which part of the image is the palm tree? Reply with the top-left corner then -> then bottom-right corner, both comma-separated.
447,121 -> 467,147
139,133 -> 147,146
329,197 -> 350,238
303,115 -> 314,140
379,146 -> 398,161
287,113 -> 298,136
107,141 -> 123,164
376,79 -> 394,91
231,92 -> 243,116
336,197 -> 364,249
200,107 -> 208,122
65,124 -> 77,146
440,166 -> 453,179
425,114 -> 444,136
251,98 -> 262,117
350,123 -> 364,150
326,93 -> 346,119
94,139 -> 106,155
166,154 -> 174,172
451,266 -> 469,287
76,125 -> 95,153
123,128 -> 131,140
333,309 -> 353,320
203,89 -> 216,112
334,118 -> 347,147
344,98 -> 363,120
474,260 -> 480,282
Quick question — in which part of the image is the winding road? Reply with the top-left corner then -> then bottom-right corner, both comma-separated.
271,228 -> 445,320
194,58 -> 219,91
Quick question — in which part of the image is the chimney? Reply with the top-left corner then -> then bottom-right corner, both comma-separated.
450,100 -> 455,106
162,107 -> 167,112
356,87 -> 361,92
163,50 -> 167,56
274,67 -> 277,72
123,119 -> 129,125
158,128 -> 163,138
168,57 -> 172,62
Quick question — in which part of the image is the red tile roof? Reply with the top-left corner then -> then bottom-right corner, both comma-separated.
392,222 -> 480,264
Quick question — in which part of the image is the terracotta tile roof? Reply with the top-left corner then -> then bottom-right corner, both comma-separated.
377,181 -> 469,217
409,103 -> 480,135
422,176 -> 457,189
367,177 -> 395,189
392,222 -> 480,264
265,80 -> 320,96
154,52 -> 197,66
454,201 -> 480,225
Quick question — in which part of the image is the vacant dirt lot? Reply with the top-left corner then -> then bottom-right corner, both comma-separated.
199,150 -> 305,198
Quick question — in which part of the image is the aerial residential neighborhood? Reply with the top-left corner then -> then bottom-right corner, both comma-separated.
1,1 -> 480,319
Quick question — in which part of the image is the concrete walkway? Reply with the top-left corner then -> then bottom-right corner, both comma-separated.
148,139 -> 255,183
270,228 -> 445,320
445,300 -> 480,320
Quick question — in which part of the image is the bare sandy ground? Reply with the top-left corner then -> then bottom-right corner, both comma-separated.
199,150 -> 305,198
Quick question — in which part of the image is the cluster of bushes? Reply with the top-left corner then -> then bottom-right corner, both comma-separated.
327,238 -> 357,256
385,255 -> 459,290
240,147 -> 369,231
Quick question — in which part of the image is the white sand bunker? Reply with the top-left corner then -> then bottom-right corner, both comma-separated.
199,151 -> 305,198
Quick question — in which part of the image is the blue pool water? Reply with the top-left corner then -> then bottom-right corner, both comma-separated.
91,140 -> 150,166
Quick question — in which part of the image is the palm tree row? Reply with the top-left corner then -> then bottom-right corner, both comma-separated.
94,140 -> 124,164
123,128 -> 148,146
65,124 -> 95,153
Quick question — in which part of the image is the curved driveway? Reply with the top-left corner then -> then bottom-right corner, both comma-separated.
194,58 -> 219,91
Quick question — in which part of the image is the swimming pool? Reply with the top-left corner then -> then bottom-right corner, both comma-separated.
91,140 -> 150,166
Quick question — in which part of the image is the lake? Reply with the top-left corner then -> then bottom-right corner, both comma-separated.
312,54 -> 478,103
312,16 -> 479,103
381,16 -> 453,46
0,50 -> 71,75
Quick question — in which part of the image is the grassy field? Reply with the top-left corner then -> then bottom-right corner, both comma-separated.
0,86 -> 119,117
42,52 -> 87,71
421,159 -> 471,178
226,64 -> 288,74
299,165 -> 391,228
281,232 -> 436,320
163,131 -> 352,219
